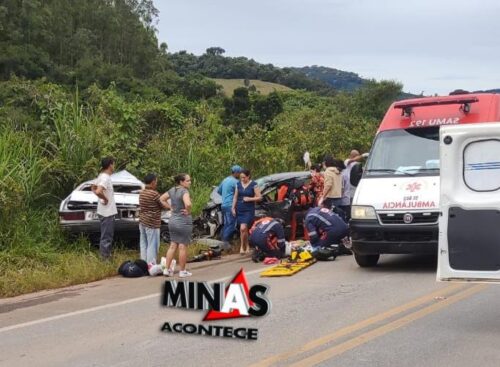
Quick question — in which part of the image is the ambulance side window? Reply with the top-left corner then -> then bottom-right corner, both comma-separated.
463,139 -> 500,192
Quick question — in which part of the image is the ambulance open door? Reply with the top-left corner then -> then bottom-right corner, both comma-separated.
438,122 -> 500,282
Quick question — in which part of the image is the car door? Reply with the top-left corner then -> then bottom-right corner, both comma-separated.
438,122 -> 500,282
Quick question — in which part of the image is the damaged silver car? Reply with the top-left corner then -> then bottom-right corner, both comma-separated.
59,170 -> 169,242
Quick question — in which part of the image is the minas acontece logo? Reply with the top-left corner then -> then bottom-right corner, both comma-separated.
160,269 -> 270,341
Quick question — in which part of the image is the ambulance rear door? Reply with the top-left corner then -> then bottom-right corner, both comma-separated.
438,122 -> 500,282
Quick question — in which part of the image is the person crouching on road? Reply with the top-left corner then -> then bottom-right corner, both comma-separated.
232,169 -> 262,255
217,165 -> 242,250
249,217 -> 290,260
304,205 -> 349,256
91,157 -> 117,260
139,173 -> 170,265
162,174 -> 193,278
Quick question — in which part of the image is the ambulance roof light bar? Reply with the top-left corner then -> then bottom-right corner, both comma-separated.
394,96 -> 479,117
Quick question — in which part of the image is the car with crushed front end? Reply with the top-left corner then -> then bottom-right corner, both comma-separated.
194,171 -> 313,240
59,170 -> 170,243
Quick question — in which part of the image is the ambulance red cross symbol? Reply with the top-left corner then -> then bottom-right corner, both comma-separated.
406,182 -> 422,193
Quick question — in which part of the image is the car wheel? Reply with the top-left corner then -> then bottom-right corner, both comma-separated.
354,253 -> 379,267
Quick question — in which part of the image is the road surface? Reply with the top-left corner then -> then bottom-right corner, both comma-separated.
1,254 -> 499,367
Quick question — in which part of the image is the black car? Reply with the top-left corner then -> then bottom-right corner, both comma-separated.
193,171 -> 313,240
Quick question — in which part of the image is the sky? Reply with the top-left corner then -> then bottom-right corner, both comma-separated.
154,0 -> 500,95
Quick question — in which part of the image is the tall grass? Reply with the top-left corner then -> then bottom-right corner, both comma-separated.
0,130 -> 48,199
0,130 -> 49,226
47,98 -> 101,187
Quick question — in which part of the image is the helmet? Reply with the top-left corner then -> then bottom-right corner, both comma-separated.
314,246 -> 338,261
118,260 -> 148,277
134,259 -> 149,274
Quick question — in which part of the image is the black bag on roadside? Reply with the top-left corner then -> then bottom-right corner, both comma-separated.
118,259 -> 149,277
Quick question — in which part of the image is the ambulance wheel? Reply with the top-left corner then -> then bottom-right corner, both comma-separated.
354,254 -> 379,267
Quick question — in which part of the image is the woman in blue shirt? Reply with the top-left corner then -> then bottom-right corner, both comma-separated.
232,169 -> 262,254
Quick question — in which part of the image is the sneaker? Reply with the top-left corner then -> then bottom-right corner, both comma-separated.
163,269 -> 174,277
179,270 -> 192,278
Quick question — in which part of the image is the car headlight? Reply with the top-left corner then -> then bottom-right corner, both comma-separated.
351,206 -> 377,220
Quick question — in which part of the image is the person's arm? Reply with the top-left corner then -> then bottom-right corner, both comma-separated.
322,172 -> 333,198
91,177 -> 108,205
217,182 -> 223,196
159,192 -> 170,210
305,218 -> 319,246
181,190 -> 192,215
244,184 -> 262,202
253,185 -> 262,202
231,185 -> 238,216
346,154 -> 368,165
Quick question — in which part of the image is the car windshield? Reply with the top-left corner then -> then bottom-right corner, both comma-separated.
365,127 -> 440,177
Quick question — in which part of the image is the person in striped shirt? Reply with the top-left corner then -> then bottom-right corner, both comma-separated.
139,173 -> 170,264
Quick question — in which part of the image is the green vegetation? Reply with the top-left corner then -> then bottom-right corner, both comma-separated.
0,0 -> 403,297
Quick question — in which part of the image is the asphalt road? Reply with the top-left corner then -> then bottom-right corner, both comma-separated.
1,253 -> 500,367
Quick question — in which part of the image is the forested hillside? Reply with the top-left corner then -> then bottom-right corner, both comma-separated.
292,66 -> 367,91
0,0 -> 403,296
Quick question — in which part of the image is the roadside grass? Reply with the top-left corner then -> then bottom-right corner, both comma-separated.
0,238 -> 229,298
212,78 -> 292,96
0,240 -> 134,298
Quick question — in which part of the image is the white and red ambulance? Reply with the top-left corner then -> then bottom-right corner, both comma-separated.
350,93 -> 500,269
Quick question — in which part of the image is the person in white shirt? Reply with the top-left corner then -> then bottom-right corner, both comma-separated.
303,151 -> 311,170
343,150 -> 369,204
91,157 -> 118,260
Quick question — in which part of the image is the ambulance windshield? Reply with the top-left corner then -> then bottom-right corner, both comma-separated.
365,127 -> 440,177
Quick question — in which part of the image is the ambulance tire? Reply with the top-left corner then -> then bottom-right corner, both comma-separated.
354,253 -> 379,267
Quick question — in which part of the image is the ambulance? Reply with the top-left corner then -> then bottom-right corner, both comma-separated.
350,93 -> 500,268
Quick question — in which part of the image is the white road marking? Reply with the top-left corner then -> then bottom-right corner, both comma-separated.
0,267 -> 264,334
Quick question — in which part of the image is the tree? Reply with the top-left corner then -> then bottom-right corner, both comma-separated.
232,87 -> 251,113
0,0 -> 166,88
205,47 -> 225,56
252,92 -> 283,128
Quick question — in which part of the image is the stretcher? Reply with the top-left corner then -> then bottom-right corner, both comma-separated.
260,250 -> 316,277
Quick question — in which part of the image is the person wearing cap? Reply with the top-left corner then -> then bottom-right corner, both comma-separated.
217,165 -> 242,250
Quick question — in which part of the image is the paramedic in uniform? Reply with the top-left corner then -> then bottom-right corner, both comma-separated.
249,217 -> 290,259
304,206 -> 349,252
